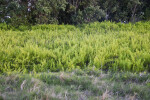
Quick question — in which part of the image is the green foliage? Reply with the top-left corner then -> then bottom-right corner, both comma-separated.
0,22 -> 150,73
72,6 -> 105,24
0,0 -> 149,24
144,7 -> 150,20
34,0 -> 67,24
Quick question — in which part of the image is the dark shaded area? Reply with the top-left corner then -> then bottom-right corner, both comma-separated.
0,0 -> 150,26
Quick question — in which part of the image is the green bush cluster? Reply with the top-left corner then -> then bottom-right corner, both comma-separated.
0,22 -> 150,73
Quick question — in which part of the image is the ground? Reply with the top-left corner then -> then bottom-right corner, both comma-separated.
0,69 -> 150,100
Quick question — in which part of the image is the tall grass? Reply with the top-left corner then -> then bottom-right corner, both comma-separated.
0,21 -> 150,73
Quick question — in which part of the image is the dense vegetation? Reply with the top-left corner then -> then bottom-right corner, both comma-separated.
1,1 -> 150,99
0,21 -> 150,73
0,0 -> 150,26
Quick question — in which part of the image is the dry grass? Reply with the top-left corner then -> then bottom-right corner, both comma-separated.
0,70 -> 150,100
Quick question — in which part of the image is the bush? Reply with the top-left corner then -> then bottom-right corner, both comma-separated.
0,22 -> 150,73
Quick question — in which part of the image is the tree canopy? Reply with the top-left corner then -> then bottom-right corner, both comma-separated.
0,0 -> 149,25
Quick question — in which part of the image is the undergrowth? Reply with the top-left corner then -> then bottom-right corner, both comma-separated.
0,21 -> 150,73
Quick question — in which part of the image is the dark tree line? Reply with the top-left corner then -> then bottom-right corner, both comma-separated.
0,0 -> 150,26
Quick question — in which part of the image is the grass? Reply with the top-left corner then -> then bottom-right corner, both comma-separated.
0,21 -> 150,73
0,69 -> 150,100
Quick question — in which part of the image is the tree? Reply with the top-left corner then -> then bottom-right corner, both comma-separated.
0,0 -> 149,25
127,0 -> 142,22
143,0 -> 150,20
97,0 -> 119,21
61,0 -> 105,24
33,0 -> 67,24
